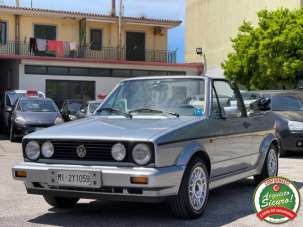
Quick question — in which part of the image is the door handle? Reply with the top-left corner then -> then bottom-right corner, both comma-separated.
243,122 -> 251,128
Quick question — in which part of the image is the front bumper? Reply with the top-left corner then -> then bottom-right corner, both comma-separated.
13,124 -> 52,137
279,131 -> 303,152
12,162 -> 185,202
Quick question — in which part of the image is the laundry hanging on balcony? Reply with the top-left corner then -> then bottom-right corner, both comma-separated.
69,42 -> 77,51
36,39 -> 47,51
29,38 -> 37,53
48,40 -> 64,57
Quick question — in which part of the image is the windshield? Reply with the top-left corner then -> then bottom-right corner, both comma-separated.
89,102 -> 101,113
271,95 -> 303,111
98,78 -> 206,116
18,100 -> 57,112
6,92 -> 44,106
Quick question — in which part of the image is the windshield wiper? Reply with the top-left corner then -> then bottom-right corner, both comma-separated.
128,108 -> 180,117
97,107 -> 132,118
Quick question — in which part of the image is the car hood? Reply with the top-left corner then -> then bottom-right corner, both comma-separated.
275,111 -> 303,122
18,112 -> 59,125
26,116 -> 198,141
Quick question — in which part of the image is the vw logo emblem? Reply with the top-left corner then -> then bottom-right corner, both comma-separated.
76,145 -> 87,158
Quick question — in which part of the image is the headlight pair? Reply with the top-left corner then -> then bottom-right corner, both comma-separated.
288,121 -> 303,131
111,143 -> 152,166
25,141 -> 54,160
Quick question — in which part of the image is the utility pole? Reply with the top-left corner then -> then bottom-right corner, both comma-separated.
118,0 -> 124,49
111,0 -> 116,16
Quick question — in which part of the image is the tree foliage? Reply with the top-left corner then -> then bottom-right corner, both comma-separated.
222,8 -> 303,90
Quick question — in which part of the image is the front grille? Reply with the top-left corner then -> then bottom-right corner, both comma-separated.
51,140 -> 119,162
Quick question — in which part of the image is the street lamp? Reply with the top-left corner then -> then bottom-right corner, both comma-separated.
196,48 -> 207,75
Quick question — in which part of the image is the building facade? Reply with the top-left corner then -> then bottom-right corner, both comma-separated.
185,0 -> 301,77
0,4 -> 202,105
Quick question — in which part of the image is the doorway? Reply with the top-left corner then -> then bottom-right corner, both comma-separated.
126,32 -> 145,61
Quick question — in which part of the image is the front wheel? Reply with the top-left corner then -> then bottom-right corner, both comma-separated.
43,195 -> 79,208
254,144 -> 279,184
170,157 -> 209,219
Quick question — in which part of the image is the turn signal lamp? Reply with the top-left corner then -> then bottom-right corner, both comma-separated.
130,177 -> 148,185
15,170 -> 27,178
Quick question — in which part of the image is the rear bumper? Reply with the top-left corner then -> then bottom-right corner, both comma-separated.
12,162 -> 185,201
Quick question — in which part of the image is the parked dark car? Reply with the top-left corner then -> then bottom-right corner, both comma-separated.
9,97 -> 63,142
256,90 -> 303,156
0,90 -> 45,135
60,100 -> 85,122
76,100 -> 103,119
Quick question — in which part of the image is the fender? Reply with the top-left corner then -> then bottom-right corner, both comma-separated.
176,142 -> 210,172
256,133 -> 279,173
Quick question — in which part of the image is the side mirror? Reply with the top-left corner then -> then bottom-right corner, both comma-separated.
80,108 -> 86,113
6,106 -> 13,113
250,97 -> 271,112
223,106 -> 241,118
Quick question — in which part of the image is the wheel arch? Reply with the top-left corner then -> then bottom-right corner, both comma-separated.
176,142 -> 211,176
256,133 -> 279,174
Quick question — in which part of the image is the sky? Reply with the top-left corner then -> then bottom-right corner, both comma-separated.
2,0 -> 185,62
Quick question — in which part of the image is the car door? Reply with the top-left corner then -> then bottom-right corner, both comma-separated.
209,79 -> 253,177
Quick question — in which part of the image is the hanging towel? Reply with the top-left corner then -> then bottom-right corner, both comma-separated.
36,39 -> 47,51
48,40 -> 64,57
57,41 -> 64,57
69,42 -> 77,51
29,38 -> 37,53
47,40 -> 57,52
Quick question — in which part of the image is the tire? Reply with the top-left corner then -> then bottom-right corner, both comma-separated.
43,195 -> 79,208
254,144 -> 279,184
170,156 -> 209,219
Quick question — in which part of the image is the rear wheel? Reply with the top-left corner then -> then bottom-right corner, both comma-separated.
254,144 -> 279,184
170,157 -> 209,219
43,195 -> 79,208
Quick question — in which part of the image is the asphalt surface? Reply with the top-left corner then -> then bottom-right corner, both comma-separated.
0,134 -> 303,227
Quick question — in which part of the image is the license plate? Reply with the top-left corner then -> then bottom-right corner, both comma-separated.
50,170 -> 101,188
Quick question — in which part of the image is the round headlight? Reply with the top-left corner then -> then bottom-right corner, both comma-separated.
111,143 -> 126,161
41,141 -> 54,158
25,141 -> 40,160
132,143 -> 152,165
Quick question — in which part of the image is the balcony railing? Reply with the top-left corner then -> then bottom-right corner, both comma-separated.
0,41 -> 177,64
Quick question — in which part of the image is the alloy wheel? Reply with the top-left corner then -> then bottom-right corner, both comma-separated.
188,166 -> 208,211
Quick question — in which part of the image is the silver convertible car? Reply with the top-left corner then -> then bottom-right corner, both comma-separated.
12,76 -> 279,219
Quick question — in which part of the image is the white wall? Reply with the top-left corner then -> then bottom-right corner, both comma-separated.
18,64 -> 123,98
18,60 -> 200,98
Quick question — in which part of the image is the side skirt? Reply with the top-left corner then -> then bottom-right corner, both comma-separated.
209,168 -> 258,190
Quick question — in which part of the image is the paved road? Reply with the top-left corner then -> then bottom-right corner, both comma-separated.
0,135 -> 302,227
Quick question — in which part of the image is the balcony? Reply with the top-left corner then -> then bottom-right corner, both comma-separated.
0,41 -> 177,64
